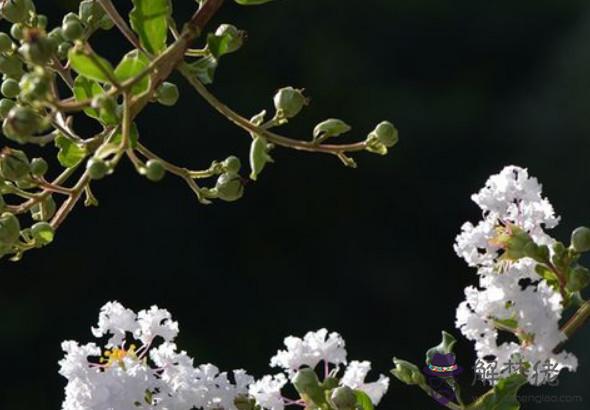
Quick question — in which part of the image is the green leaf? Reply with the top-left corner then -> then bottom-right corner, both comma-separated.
354,390 -> 374,410
55,135 -> 87,168
469,374 -> 527,410
234,0 -> 275,5
130,0 -> 171,55
188,56 -> 218,85
68,43 -> 116,83
73,76 -> 103,120
426,331 -> 457,364
114,50 -> 150,95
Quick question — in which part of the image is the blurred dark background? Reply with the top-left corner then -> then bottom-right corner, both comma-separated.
2,0 -> 590,408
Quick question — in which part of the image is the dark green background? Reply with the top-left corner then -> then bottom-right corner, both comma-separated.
2,0 -> 590,408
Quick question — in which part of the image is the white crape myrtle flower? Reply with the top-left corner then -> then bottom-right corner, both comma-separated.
454,166 -> 577,385
248,374 -> 288,410
340,361 -> 390,405
270,328 -> 347,372
60,301 -> 252,410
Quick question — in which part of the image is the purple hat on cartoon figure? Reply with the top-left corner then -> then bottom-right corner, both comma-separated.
423,353 -> 463,377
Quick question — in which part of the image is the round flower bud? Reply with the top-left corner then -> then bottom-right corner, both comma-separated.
0,212 -> 20,246
273,86 -> 308,119
31,195 -> 56,221
214,24 -> 244,54
156,82 -> 179,107
215,172 -> 244,202
62,20 -> 84,41
392,358 -> 425,386
0,33 -> 13,52
223,155 -> 241,174
47,27 -> 65,44
19,70 -> 50,101
371,121 -> 398,147
0,54 -> 23,78
10,23 -> 24,40
31,221 -> 54,247
0,98 -> 15,119
145,159 -> 166,182
1,0 -> 35,24
35,14 -> 48,30
19,29 -> 57,66
571,226 -> 590,253
30,157 -> 48,177
292,368 -> 323,404
57,42 -> 73,60
330,386 -> 357,410
63,12 -> 80,24
0,148 -> 30,181
4,105 -> 42,138
1,78 -> 20,98
567,265 -> 590,292
86,157 -> 109,180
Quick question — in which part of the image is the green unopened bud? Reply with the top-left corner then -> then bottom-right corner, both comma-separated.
330,386 -> 357,410
86,157 -> 109,180
0,212 -> 20,245
0,33 -> 13,52
57,42 -> 73,60
313,119 -> 351,141
63,12 -> 80,24
0,98 -> 15,119
523,242 -> 549,263
10,23 -> 24,41
145,159 -> 166,182
234,394 -> 256,410
223,155 -> 241,174
31,221 -> 54,247
30,157 -> 48,177
19,70 -> 50,101
249,136 -> 273,180
62,20 -> 84,42
215,172 -> 244,202
273,86 -> 308,119
392,358 -> 425,386
19,29 -> 56,66
47,27 -> 65,44
0,148 -> 29,180
0,54 -> 23,78
1,78 -> 19,98
1,0 -> 35,24
3,105 -> 43,140
35,14 -> 48,30
292,368 -> 324,405
156,82 -> 179,107
91,94 -> 119,125
31,195 -> 56,221
370,121 -> 398,147
571,226 -> 590,253
567,265 -> 590,292
211,24 -> 244,55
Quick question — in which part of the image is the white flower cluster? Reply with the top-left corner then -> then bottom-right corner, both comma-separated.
454,166 -> 577,385
59,302 -> 389,410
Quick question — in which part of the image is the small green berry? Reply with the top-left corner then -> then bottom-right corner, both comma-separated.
223,155 -> 241,174
86,157 -> 109,180
571,226 -> 590,253
156,82 -> 179,107
0,33 -> 13,52
31,221 -> 54,247
1,78 -> 20,98
30,157 -> 48,177
62,20 -> 84,41
145,159 -> 166,182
